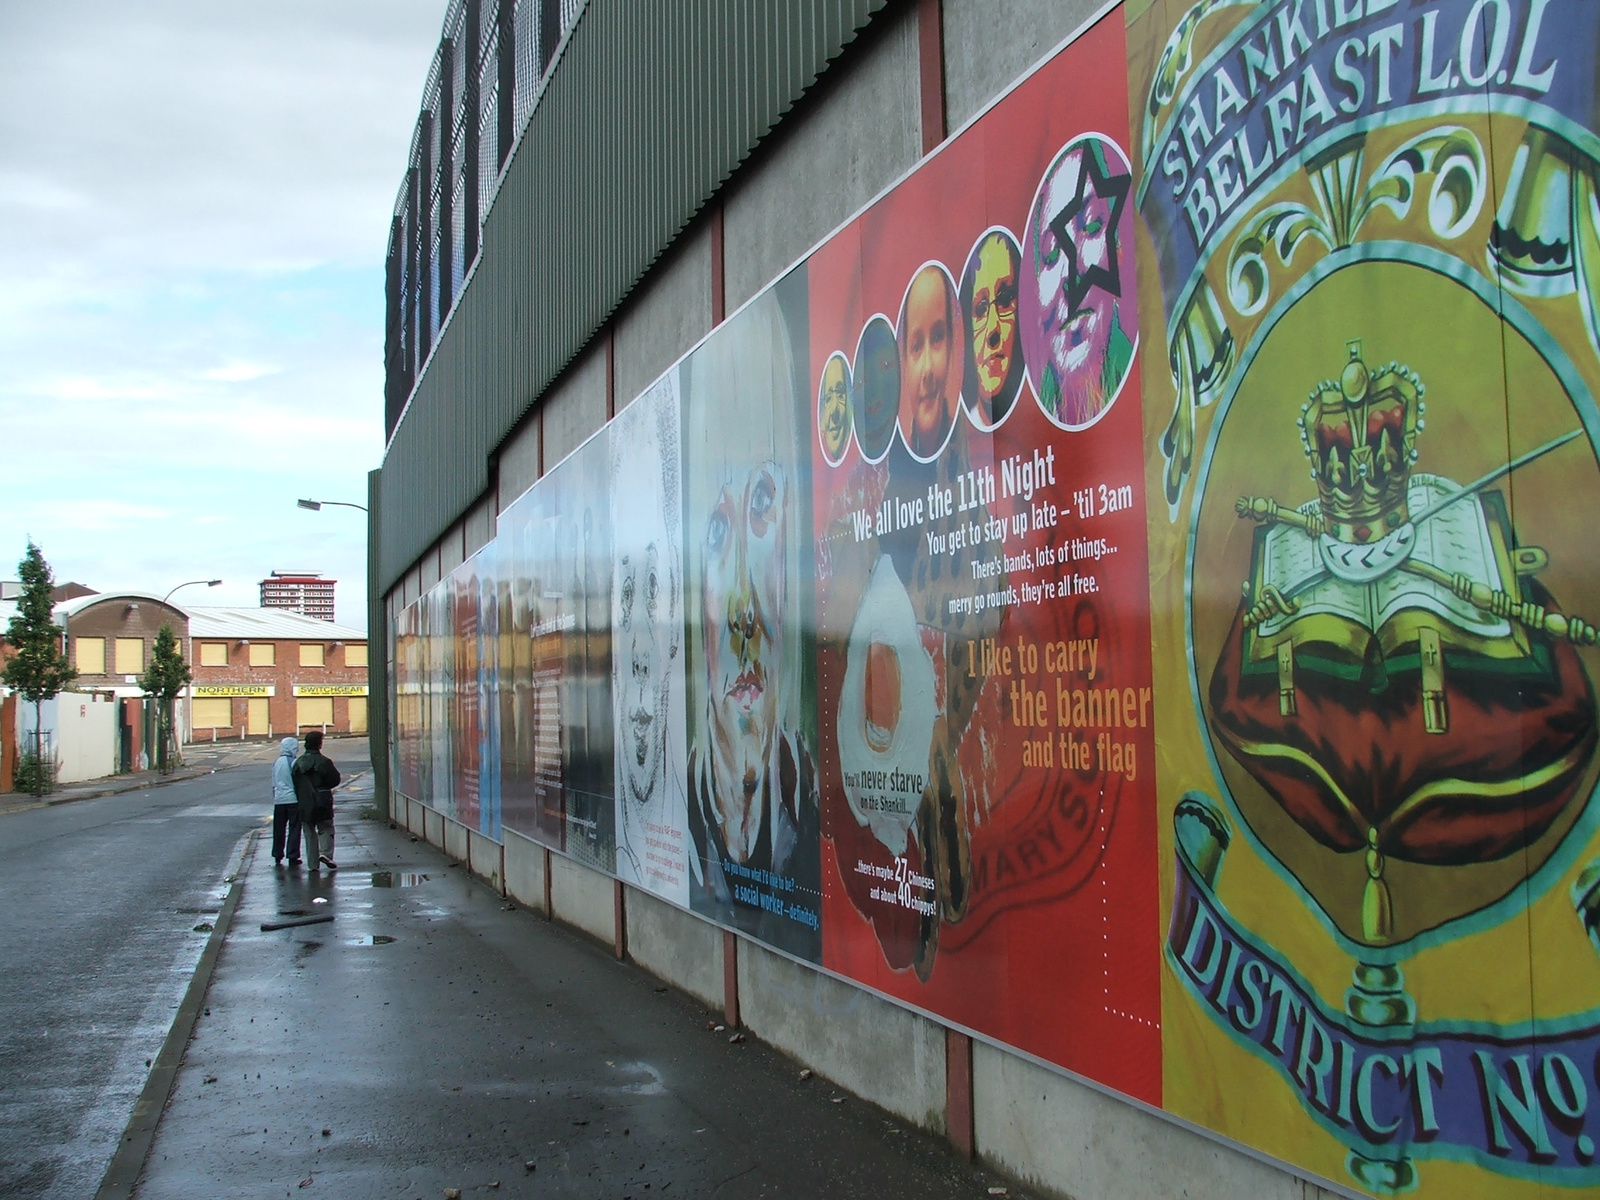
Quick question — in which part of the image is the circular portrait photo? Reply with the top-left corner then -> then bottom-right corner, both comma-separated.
817,351 -> 853,465
853,314 -> 900,463
1021,133 -> 1138,431
897,263 -> 963,462
959,228 -> 1024,430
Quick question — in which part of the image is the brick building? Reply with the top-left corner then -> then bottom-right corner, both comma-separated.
57,591 -> 189,692
185,607 -> 367,740
53,591 -> 184,771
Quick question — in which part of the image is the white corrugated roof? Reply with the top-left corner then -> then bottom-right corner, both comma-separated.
53,591 -> 173,620
184,606 -> 367,640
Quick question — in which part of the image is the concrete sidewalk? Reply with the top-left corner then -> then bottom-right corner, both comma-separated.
133,802 -> 1027,1199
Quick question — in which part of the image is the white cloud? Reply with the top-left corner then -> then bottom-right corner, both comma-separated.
0,0 -> 444,628
201,363 -> 281,383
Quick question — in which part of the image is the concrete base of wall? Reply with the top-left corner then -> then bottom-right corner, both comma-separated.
504,828 -> 547,914
401,807 -> 1348,1200
623,885 -> 723,1008
444,817 -> 469,863
971,1044 -> 1347,1200
737,938 -> 946,1132
549,852 -> 615,945
466,828 -> 503,895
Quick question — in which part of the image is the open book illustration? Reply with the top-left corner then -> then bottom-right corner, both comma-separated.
1254,475 -> 1511,641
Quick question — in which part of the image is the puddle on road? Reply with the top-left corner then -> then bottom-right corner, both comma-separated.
370,871 -> 430,888
345,935 -> 397,946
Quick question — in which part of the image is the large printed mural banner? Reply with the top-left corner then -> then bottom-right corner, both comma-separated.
1128,0 -> 1600,1193
808,12 -> 1159,1096
683,275 -> 823,957
388,2 -> 1600,1194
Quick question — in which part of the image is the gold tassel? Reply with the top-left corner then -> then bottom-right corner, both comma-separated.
1419,628 -> 1447,734
1277,642 -> 1297,717
1362,827 -> 1393,943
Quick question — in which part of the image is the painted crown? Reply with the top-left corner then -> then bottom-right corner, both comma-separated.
1298,341 -> 1423,544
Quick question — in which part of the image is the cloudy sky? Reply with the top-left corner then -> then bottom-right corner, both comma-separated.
0,0 -> 445,628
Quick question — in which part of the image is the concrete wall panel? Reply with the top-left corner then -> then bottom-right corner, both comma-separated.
425,807 -> 445,849
941,0 -> 1106,131
444,816 -> 469,863
623,887 -> 723,1008
549,853 -> 616,945
972,1042 -> 1318,1200
615,225 -> 712,408
737,939 -> 945,1130
439,523 -> 465,576
541,346 -> 609,470
497,415 -> 542,510
504,829 -> 548,914
464,496 -> 495,559
722,7 -> 921,314
466,829 -> 503,894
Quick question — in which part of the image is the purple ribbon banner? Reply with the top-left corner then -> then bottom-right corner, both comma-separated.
1139,0 -> 1600,317
1170,839 -> 1600,1179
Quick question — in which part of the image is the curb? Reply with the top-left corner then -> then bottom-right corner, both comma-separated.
94,828 -> 259,1200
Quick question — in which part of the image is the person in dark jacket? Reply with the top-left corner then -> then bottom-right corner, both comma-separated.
292,730 -> 342,870
270,736 -> 302,866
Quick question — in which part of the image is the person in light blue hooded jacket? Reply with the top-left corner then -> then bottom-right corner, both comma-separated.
270,736 -> 303,867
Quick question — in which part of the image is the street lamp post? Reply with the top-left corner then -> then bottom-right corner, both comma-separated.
297,498 -> 369,513
162,579 -> 222,604
297,494 -> 380,813
153,579 -> 218,773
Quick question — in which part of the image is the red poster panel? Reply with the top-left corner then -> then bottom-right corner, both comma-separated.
811,13 -> 1160,1100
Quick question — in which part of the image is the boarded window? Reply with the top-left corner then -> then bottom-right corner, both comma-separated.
248,643 -> 276,667
76,637 -> 105,674
348,696 -> 368,733
192,697 -> 232,728
297,697 -> 334,727
345,643 -> 368,668
115,638 -> 144,674
200,642 -> 228,667
299,643 -> 325,667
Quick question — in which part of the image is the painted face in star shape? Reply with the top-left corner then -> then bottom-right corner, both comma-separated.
1033,142 -> 1130,397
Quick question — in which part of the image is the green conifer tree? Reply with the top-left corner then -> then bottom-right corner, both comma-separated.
2,542 -> 77,794
140,624 -> 192,773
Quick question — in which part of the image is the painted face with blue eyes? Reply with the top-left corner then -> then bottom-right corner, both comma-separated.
701,459 -> 787,862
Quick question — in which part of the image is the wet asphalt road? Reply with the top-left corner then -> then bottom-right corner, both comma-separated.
0,750 -> 340,1198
